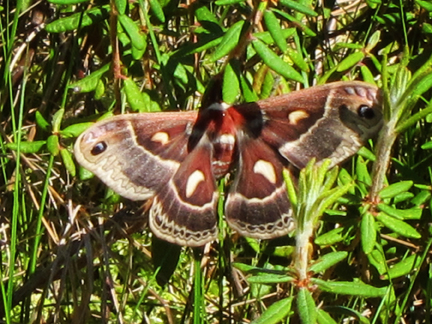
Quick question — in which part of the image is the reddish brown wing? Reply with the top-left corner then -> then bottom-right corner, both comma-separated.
149,134 -> 219,246
244,81 -> 383,169
75,112 -> 220,246
74,112 -> 198,200
225,134 -> 294,239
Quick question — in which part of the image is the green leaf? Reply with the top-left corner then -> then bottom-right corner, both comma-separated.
254,28 -> 296,45
356,156 -> 372,194
131,35 -> 147,59
45,5 -> 110,33
297,288 -> 317,324
264,10 -> 287,52
252,39 -> 303,83
60,149 -> 76,177
215,0 -> 245,4
410,190 -> 431,207
148,0 -> 165,23
422,23 -> 432,34
367,249 -> 387,275
360,65 -> 376,84
377,204 -> 422,220
195,5 -> 220,25
309,251 -> 348,274
240,74 -> 259,102
69,63 -> 110,93
361,212 -> 376,254
416,0 -> 432,12
251,297 -> 293,324
336,52 -> 365,72
421,141 -> 432,149
287,47 -> 309,72
283,169 -> 298,211
52,108 -> 65,133
315,227 -> 347,246
366,30 -> 381,52
384,254 -> 422,279
378,181 -> 413,199
115,0 -> 127,15
118,14 -> 146,50
6,140 -> 46,154
211,20 -> 245,62
123,78 -> 147,111
271,9 -> 316,36
376,212 -> 421,239
223,61 -> 240,104
317,309 -> 337,324
35,111 -> 51,132
247,274 -> 294,284
60,122 -> 94,138
312,278 -> 387,297
78,165 -> 94,180
94,79 -> 106,99
357,146 -> 376,161
48,0 -> 88,3
279,0 -> 318,16
47,135 -> 60,156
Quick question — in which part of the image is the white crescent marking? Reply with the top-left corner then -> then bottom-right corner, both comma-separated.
288,110 -> 310,124
151,132 -> 170,145
253,160 -> 276,184
186,170 -> 206,198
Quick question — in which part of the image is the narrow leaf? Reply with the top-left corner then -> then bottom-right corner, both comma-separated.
317,309 -> 338,324
251,297 -> 293,324
378,204 -> 422,220
279,0 -> 318,16
313,278 -> 387,297
115,0 -> 127,15
48,0 -> 88,4
297,288 -> 317,324
47,135 -> 60,156
223,60 -> 240,104
384,254 -> 422,279
309,251 -> 348,274
118,14 -> 146,50
52,108 -> 64,133
123,78 -> 146,111
45,5 -> 110,33
315,227 -> 347,246
336,52 -> 365,72
252,39 -> 303,82
376,212 -> 421,239
361,212 -> 376,254
211,20 -> 245,62
69,63 -> 110,93
247,274 -> 294,284
61,122 -> 94,138
6,141 -> 46,154
60,149 -> 76,177
148,0 -> 165,23
264,10 -> 287,52
378,181 -> 413,199
35,111 -> 51,132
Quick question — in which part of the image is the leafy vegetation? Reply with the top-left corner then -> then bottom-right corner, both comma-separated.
1,0 -> 432,323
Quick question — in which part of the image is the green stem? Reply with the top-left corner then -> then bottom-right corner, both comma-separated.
369,119 -> 397,201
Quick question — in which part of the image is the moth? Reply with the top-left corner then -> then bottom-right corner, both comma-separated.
74,81 -> 383,247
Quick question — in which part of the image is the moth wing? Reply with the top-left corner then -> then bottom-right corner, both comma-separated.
74,112 -> 197,201
225,134 -> 294,239
235,81 -> 382,169
150,134 -> 219,246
